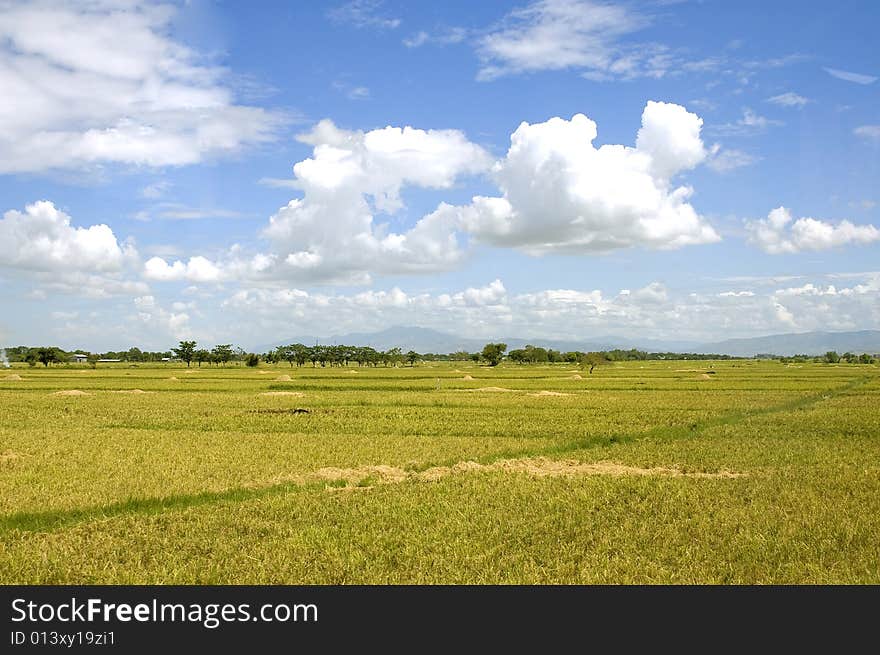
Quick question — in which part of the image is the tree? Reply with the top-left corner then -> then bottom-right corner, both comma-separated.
481,342 -> 507,366
212,344 -> 234,366
406,350 -> 419,366
194,349 -> 211,367
244,353 -> 260,367
823,351 -> 840,364
35,347 -> 63,367
859,353 -> 875,364
383,347 -> 403,367
581,351 -> 607,374
172,340 -> 197,367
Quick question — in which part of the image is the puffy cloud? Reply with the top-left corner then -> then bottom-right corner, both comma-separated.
257,119 -> 492,283
746,207 -> 880,254
0,200 -> 136,273
143,256 -> 223,283
449,101 -> 719,254
0,1 -> 281,174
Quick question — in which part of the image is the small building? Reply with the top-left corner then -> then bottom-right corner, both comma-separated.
71,353 -> 88,363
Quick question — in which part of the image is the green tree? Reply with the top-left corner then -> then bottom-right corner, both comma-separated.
35,347 -> 63,367
581,351 -> 607,374
172,340 -> 197,367
244,353 -> 260,367
194,349 -> 211,367
823,351 -> 840,364
406,350 -> 419,366
481,342 -> 507,366
211,344 -> 234,366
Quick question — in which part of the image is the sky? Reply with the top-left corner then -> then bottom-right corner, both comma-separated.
0,0 -> 878,351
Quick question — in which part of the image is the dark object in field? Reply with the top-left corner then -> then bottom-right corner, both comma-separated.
250,408 -> 311,415
706,370 -> 716,375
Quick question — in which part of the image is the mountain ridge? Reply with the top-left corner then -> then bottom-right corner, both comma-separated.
257,326 -> 880,357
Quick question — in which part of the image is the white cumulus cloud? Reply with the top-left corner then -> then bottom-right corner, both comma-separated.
257,119 -> 492,283
745,207 -> 880,254
0,200 -> 136,273
447,101 -> 719,254
143,256 -> 223,283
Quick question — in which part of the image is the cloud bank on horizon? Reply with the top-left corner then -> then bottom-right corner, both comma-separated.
0,0 -> 878,349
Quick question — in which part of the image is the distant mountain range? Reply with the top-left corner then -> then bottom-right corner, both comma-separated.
259,326 -> 880,357
696,330 -> 880,357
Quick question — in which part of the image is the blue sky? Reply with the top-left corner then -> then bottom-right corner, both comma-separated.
0,0 -> 878,350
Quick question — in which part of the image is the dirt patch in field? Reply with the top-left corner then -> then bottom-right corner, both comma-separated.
528,390 -> 569,397
698,374 -> 713,380
168,376 -> 179,381
484,458 -> 740,478
51,390 -> 90,396
313,464 -> 408,485
110,389 -> 153,394
3,374 -> 23,381
348,370 -> 358,374
259,391 -> 305,397
275,375 -> 292,381
460,386 -> 513,392
570,374 -> 583,380
461,375 -> 474,380
300,456 -> 747,490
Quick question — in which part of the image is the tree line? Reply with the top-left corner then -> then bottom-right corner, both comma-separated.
3,342 -> 876,368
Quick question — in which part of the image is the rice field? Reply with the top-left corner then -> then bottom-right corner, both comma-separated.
1,359 -> 878,583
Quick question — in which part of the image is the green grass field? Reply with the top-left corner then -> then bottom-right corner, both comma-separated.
1,360 -> 878,584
